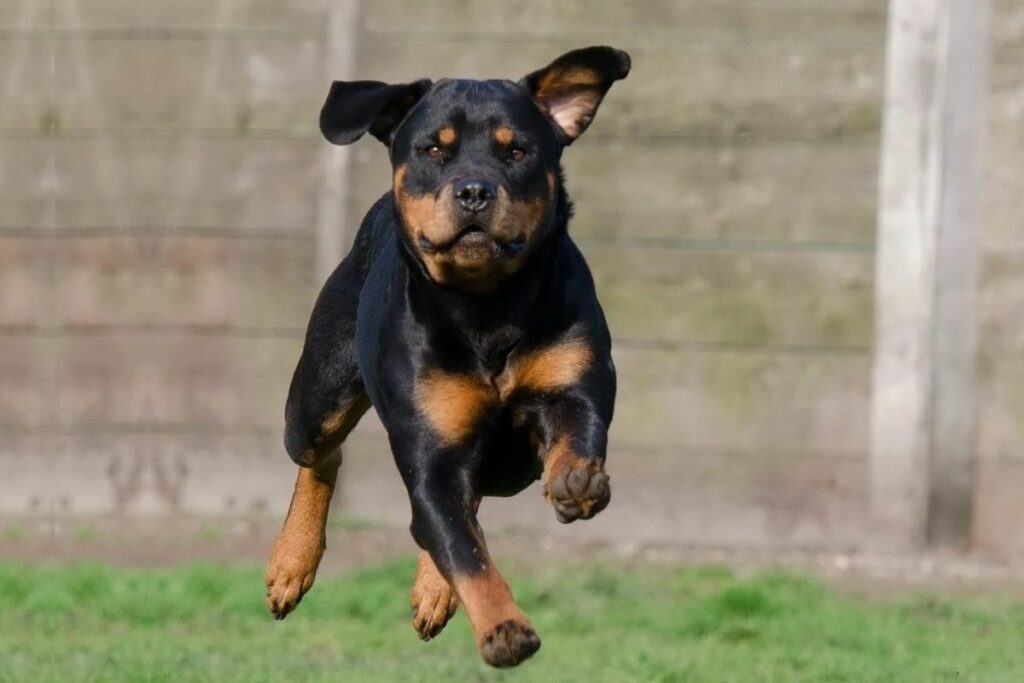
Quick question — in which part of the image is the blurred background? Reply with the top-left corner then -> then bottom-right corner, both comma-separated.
1,0 -> 1022,567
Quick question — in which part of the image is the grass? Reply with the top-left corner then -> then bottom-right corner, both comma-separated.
0,560 -> 1022,682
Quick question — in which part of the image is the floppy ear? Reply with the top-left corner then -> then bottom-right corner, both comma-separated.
320,79 -> 432,145
521,46 -> 630,144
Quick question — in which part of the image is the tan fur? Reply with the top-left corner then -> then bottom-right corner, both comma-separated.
438,126 -> 457,146
414,337 -> 591,446
392,164 -> 556,293
288,395 -> 371,467
542,434 -> 573,487
265,463 -> 339,618
416,370 -> 498,445
453,567 -> 531,647
395,167 -> 455,250
491,186 -> 548,242
394,164 -> 468,285
494,125 -> 515,146
393,163 -> 407,190
537,66 -> 604,94
320,394 -> 372,443
497,338 -> 592,399
411,551 -> 458,639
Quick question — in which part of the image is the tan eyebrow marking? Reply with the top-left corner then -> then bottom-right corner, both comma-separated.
494,126 -> 515,146
438,127 -> 457,146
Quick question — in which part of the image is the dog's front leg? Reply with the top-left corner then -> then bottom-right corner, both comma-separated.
533,395 -> 613,523
403,455 -> 540,668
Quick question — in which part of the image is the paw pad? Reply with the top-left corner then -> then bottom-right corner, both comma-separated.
480,619 -> 541,667
545,460 -> 610,523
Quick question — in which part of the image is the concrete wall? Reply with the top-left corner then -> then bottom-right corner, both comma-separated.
0,0 -> 1018,554
974,0 -> 1024,557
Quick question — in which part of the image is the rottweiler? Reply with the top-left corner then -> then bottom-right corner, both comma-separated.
265,46 -> 630,668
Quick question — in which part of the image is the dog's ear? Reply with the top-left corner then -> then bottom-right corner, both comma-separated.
521,46 -> 630,144
320,79 -> 432,145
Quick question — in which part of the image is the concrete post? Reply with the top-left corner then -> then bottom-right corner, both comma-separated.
870,0 -> 991,552
316,0 -> 362,282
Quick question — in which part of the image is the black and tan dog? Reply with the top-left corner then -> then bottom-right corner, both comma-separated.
265,46 -> 630,668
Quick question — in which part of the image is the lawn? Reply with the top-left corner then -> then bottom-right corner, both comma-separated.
0,559 -> 1022,682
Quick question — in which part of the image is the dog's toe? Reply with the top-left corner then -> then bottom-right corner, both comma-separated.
265,567 -> 315,619
265,543 -> 319,620
411,582 -> 458,640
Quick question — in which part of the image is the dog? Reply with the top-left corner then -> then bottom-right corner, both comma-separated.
265,46 -> 630,668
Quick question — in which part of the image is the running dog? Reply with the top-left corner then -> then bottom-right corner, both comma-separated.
265,46 -> 630,668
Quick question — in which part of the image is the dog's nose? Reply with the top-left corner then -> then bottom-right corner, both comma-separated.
455,180 -> 496,213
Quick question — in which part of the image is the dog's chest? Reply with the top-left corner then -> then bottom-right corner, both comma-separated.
413,336 -> 592,446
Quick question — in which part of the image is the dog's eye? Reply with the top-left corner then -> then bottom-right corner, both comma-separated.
425,145 -> 445,160
508,148 -> 527,162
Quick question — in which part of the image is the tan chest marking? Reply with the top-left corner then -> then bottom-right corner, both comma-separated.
416,371 -> 499,446
497,338 -> 593,399
415,339 -> 593,446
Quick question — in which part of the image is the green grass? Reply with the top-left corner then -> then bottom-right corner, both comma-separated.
0,560 -> 1022,682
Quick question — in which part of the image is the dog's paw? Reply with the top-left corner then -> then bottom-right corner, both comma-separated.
411,566 -> 458,640
545,459 -> 611,523
264,534 -> 323,620
479,619 -> 541,668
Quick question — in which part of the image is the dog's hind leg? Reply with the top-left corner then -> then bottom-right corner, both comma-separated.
265,448 -> 349,619
265,255 -> 371,619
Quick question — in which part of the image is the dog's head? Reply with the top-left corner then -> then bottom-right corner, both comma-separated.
320,47 -> 630,292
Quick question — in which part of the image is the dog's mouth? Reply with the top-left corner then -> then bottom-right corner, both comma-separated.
417,223 -> 525,256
